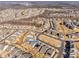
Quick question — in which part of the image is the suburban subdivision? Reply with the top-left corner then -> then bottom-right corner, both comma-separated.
0,1 -> 79,58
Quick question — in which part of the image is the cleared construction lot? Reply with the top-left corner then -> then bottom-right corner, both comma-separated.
38,34 -> 62,48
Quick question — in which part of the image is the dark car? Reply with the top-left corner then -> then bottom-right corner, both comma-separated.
64,54 -> 70,58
